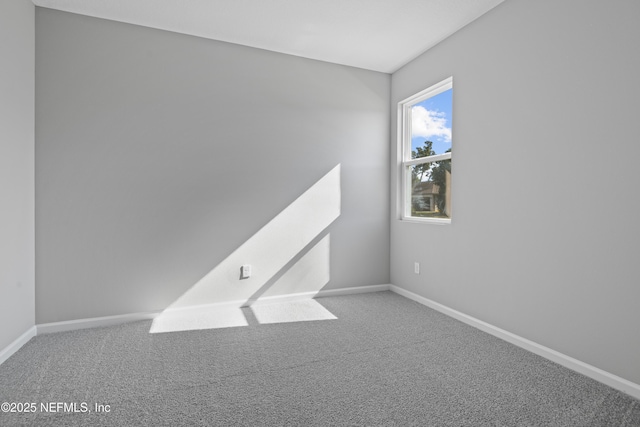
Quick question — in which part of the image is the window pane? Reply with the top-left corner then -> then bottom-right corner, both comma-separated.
409,159 -> 451,218
410,88 -> 452,158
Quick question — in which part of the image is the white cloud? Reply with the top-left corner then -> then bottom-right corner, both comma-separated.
412,106 -> 451,142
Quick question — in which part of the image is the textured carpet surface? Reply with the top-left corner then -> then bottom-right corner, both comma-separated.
1,291 -> 639,426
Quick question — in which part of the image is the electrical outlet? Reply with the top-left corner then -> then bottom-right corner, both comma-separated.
414,262 -> 420,274
241,264 -> 252,279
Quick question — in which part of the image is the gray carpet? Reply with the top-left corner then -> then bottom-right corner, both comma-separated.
1,291 -> 639,426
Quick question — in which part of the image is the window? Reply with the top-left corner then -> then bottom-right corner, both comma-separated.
398,77 -> 452,223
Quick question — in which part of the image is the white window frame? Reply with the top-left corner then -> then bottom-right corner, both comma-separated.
398,77 -> 452,224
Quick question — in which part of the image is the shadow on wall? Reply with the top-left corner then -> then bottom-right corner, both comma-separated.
150,165 -> 341,333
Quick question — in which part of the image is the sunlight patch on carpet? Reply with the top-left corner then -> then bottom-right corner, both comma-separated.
149,305 -> 247,333
250,299 -> 337,325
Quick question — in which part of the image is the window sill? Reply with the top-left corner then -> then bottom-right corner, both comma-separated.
400,216 -> 451,225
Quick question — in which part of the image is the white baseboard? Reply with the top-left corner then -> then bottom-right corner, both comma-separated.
250,284 -> 391,306
37,311 -> 159,335
389,285 -> 640,401
316,284 -> 391,298
35,284 -> 391,334
0,326 -> 37,366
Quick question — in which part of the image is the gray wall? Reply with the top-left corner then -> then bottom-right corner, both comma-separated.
35,8 -> 390,323
0,0 -> 35,350
391,0 -> 640,385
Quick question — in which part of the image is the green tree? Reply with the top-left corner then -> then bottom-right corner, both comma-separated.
431,148 -> 451,213
410,141 -> 435,213
411,140 -> 435,187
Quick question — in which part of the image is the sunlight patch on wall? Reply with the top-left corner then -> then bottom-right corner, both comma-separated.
149,165 -> 340,334
247,234 -> 331,303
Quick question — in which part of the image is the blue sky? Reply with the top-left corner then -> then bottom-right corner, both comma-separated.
411,88 -> 452,156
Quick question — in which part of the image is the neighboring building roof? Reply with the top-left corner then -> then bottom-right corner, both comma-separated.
414,181 -> 440,195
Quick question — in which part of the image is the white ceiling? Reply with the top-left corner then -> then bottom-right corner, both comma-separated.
32,0 -> 505,73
